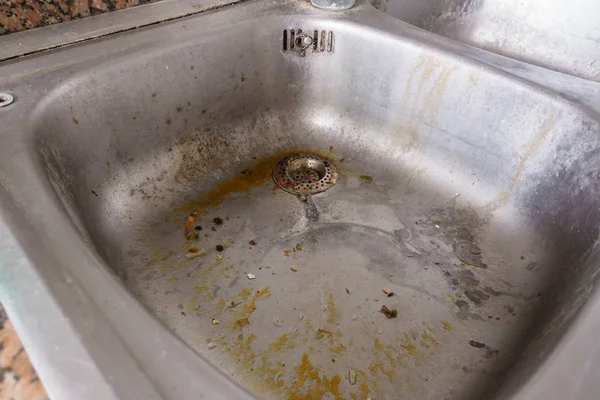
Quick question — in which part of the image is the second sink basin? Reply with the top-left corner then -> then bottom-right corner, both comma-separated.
2,0 -> 600,399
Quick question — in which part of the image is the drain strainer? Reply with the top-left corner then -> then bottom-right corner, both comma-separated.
272,153 -> 339,195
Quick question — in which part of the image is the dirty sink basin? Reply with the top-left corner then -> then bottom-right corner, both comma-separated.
2,0 -> 600,399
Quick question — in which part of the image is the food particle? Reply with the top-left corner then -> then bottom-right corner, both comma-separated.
316,328 -> 332,339
216,254 -> 223,261
188,247 -> 200,253
348,369 -> 357,385
469,340 -> 486,348
284,249 -> 291,257
212,227 -> 217,232
351,314 -> 358,321
346,287 -> 350,295
223,241 -> 229,248
184,212 -> 198,236
249,239 -> 256,246
290,266 -> 298,272
212,319 -> 220,325
247,273 -> 256,280
382,288 -> 395,297
207,342 -> 217,349
298,312 -> 305,321
380,305 -> 398,319
194,226 -> 202,231
216,245 -> 224,252
185,252 -> 202,259
434,219 -> 441,225
204,232 -> 210,237
213,217 -> 224,225
295,243 -> 303,251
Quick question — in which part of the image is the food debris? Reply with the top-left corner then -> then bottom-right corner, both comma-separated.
348,369 -> 357,385
185,252 -> 202,259
249,239 -> 256,246
212,318 -> 220,325
204,232 -> 210,237
216,254 -> 223,261
284,249 -> 291,257
207,342 -> 217,349
382,288 -> 394,296
316,328 -> 333,339
351,314 -> 358,321
216,245 -> 224,252
228,301 -> 240,309
272,315 -> 284,327
359,175 -> 373,183
188,247 -> 200,253
212,227 -> 217,232
194,226 -> 202,231
184,212 -> 198,237
434,219 -> 441,225
290,266 -> 298,272
380,305 -> 398,319
247,273 -> 256,280
295,243 -> 303,251
346,287 -> 350,295
298,312 -> 305,321
213,217 -> 224,225
469,340 -> 486,348
223,241 -> 230,248
187,230 -> 199,240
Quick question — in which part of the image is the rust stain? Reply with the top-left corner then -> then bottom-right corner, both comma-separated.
326,292 -> 340,324
176,149 -> 334,212
484,115 -> 555,212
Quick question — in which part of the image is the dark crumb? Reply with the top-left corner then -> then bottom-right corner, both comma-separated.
216,245 -> 224,252
249,240 -> 256,246
332,358 -> 335,362
194,226 -> 202,231
346,288 -> 350,295
91,190 -> 98,197
181,311 -> 186,316
387,292 -> 394,297
469,340 -> 486,348
380,305 -> 397,319
176,106 -> 183,112
488,316 -> 493,319
152,92 -> 157,98
201,109 -> 207,114
339,158 -> 345,162
520,256 -> 525,260
495,317 -> 500,320
213,217 -> 224,225
212,227 -> 217,232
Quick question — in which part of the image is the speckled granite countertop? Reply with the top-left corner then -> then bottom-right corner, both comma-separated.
1,0 -> 161,35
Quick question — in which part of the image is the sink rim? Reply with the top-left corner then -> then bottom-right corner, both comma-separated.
2,0 -> 600,399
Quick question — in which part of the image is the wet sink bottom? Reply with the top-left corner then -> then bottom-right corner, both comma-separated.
123,151 -> 542,400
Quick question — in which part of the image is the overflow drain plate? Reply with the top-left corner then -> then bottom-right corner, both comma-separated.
272,153 -> 338,195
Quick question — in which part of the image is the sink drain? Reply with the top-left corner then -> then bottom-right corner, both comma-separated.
272,153 -> 339,195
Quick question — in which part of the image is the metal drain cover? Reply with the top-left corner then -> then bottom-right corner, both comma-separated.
272,153 -> 339,195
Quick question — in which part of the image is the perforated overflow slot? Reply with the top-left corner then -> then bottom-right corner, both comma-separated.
272,153 -> 339,195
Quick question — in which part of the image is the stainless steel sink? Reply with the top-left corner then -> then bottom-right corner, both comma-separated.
2,0 -> 600,399
370,0 -> 600,82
